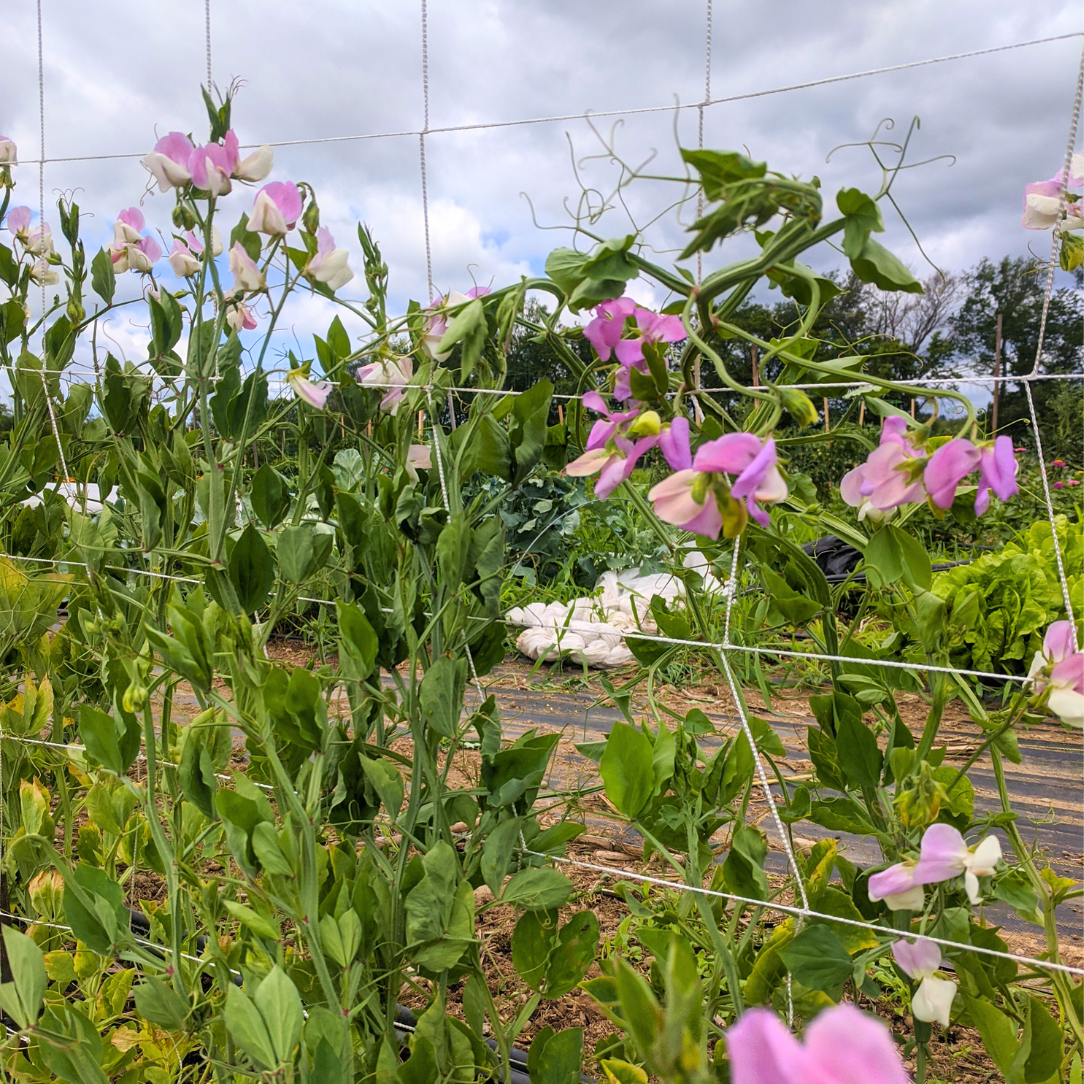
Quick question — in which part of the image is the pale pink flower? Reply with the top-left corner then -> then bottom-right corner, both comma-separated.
247,181 -> 302,237
6,206 -> 31,242
229,242 -> 264,292
188,130 -> 238,196
911,824 -> 1002,905
356,356 -> 412,415
287,369 -> 331,409
892,938 -> 956,1027
305,227 -> 353,290
1028,620 -> 1084,727
867,861 -> 924,911
141,132 -> 194,190
109,210 -> 161,274
422,288 -> 489,361
169,239 -> 201,277
113,207 -> 145,245
0,136 -> 17,165
840,417 -> 925,515
1022,156 -> 1084,230
233,143 -> 273,182
224,291 -> 258,332
974,436 -> 1019,514
185,226 -> 223,257
29,258 -> 58,286
726,1003 -> 908,1084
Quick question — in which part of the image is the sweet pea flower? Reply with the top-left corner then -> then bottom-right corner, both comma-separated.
583,296 -> 636,362
141,132 -> 194,190
974,436 -> 1019,514
1027,620 -> 1084,727
407,445 -> 432,471
841,417 -> 925,515
287,368 -> 331,409
229,242 -> 265,292
725,1003 -> 908,1084
233,143 -> 273,183
422,288 -> 489,361
223,290 -> 258,332
109,209 -> 161,274
565,391 -> 659,499
247,181 -> 302,237
188,131 -> 239,196
185,226 -> 223,257
355,356 -> 412,415
892,938 -> 957,1028
911,824 -> 1002,905
305,227 -> 354,290
29,258 -> 59,286
867,861 -> 925,911
168,239 -> 201,277
6,205 -> 31,242
924,438 -> 982,509
648,426 -> 787,538
0,136 -> 17,165
1022,156 -> 1084,230
613,307 -> 687,366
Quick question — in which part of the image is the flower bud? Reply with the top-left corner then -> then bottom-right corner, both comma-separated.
302,198 -> 320,235
626,409 -> 662,437
779,387 -> 819,428
171,202 -> 198,231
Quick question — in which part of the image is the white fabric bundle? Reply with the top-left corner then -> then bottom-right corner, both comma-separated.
505,556 -> 723,670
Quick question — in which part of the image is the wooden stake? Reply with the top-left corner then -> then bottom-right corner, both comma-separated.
557,404 -> 564,425
751,345 -> 759,387
823,397 -> 830,434
858,400 -> 865,427
418,411 -> 424,438
910,398 -> 916,419
991,311 -> 1003,435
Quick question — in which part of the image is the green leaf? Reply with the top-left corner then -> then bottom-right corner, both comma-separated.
961,992 -> 1021,1083
864,525 -> 931,591
849,236 -> 923,294
835,710 -> 882,790
762,567 -> 821,626
276,525 -> 317,584
254,966 -> 304,1065
599,722 -> 655,818
225,984 -> 278,1069
836,187 -> 884,259
250,464 -> 291,528
509,378 -> 553,485
419,656 -> 464,739
502,868 -> 574,911
481,817 -> 523,897
78,704 -> 136,775
178,726 -> 218,819
530,1027 -> 584,1084
681,148 -> 767,199
133,976 -> 189,1032
0,926 -> 46,1029
91,247 -> 116,304
229,524 -> 275,614
806,727 -> 847,791
63,863 -> 125,955
807,797 -> 878,836
336,600 -> 378,681
779,924 -> 853,997
359,756 -> 404,820
543,912 -> 600,998
223,900 -> 280,941
723,825 -> 769,900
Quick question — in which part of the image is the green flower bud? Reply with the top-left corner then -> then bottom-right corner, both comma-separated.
627,409 -> 662,437
779,387 -> 819,428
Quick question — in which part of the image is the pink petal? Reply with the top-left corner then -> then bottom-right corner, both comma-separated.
840,465 -> 866,506
659,417 -> 693,471
118,207 -> 145,232
614,339 -> 646,367
1050,652 -> 1084,694
566,448 -> 612,477
731,438 -> 777,500
912,823 -> 968,885
867,862 -> 914,901
924,439 -> 981,510
155,131 -> 194,166
879,416 -> 911,447
892,936 -> 940,980
585,418 -> 618,452
693,432 -> 762,475
1043,621 -> 1078,664
222,129 -> 240,172
137,236 -> 162,263
261,181 -> 302,228
803,1004 -> 910,1084
582,390 -> 610,417
726,1009 -> 806,1084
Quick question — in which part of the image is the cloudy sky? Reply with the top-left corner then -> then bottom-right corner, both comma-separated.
1,0 -> 1081,367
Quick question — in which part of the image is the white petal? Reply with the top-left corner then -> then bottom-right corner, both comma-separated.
965,835 -> 1002,877
1048,686 -> 1084,727
884,885 -> 925,911
912,975 -> 956,1028
964,870 -> 981,905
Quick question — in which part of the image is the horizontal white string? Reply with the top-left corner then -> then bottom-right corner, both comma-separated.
527,850 -> 1084,977
12,33 -> 1080,167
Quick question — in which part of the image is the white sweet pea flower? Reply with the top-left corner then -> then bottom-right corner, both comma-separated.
422,290 -> 472,361
287,368 -> 331,409
912,824 -> 1003,906
29,258 -> 58,286
892,938 -> 956,1028
234,145 -> 273,182
229,242 -> 265,292
0,136 -> 17,165
305,227 -> 353,291
355,356 -> 412,415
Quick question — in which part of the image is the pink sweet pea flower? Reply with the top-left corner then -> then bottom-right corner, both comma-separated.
169,239 -> 201,277
109,210 -> 161,274
726,1003 -> 908,1084
1028,620 -> 1084,727
287,368 -> 331,409
185,226 -> 223,257
0,136 -> 17,165
911,824 -> 1002,904
841,417 -> 925,516
924,438 -> 981,509
356,356 -> 412,415
892,938 -> 957,1027
229,242 -> 265,292
248,181 -> 302,237
659,416 -> 693,471
233,142 -> 273,182
305,227 -> 354,290
1022,158 -> 1084,230
113,207 -> 146,244
613,307 -> 687,367
6,205 -> 32,243
648,469 -> 723,537
129,235 -> 162,273
867,861 -> 924,911
583,296 -> 636,362
224,290 -> 258,332
421,289 -> 488,361
974,436 -> 1019,514
142,132 -> 194,190
567,434 -> 658,500
188,132 -> 238,197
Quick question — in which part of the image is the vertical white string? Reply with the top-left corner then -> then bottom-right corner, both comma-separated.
204,0 -> 213,89
419,0 -> 434,304
36,0 -> 71,487
1029,45 -> 1084,376
696,0 -> 712,287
